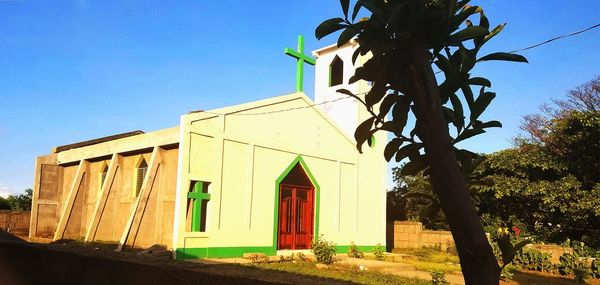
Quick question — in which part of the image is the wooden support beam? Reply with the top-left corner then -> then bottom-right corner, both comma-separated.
116,147 -> 163,251
84,154 -> 122,242
53,160 -> 89,241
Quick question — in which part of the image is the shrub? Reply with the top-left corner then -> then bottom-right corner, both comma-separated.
513,248 -> 556,273
500,266 -> 513,282
373,243 -> 385,261
573,266 -> 591,283
591,259 -> 600,279
311,235 -> 337,265
295,252 -> 307,261
430,270 -> 448,285
348,242 -> 364,259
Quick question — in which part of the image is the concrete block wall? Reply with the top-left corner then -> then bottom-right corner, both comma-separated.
0,210 -> 31,238
386,221 -> 455,251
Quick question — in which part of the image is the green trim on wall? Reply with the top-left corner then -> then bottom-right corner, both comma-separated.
175,246 -> 276,260
175,244 -> 380,259
273,155 -> 321,251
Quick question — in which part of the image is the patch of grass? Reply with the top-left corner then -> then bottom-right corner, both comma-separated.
407,260 -> 461,274
250,261 -> 429,285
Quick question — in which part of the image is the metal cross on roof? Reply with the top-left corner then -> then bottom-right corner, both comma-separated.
284,35 -> 316,92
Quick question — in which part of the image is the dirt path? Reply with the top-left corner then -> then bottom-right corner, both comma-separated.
338,257 -> 465,284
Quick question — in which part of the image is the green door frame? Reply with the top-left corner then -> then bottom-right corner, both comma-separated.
272,155 -> 320,250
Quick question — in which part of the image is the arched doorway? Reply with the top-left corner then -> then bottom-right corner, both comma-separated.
277,162 -> 315,250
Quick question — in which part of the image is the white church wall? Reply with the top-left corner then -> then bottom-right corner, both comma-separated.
173,93 -> 386,259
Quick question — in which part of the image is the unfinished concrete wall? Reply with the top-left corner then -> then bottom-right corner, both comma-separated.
0,211 -> 30,238
386,221 -> 455,251
30,128 -> 179,249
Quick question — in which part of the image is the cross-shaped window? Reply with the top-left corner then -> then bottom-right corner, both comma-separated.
186,181 -> 211,232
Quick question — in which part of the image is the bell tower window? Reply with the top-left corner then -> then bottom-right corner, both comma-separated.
329,55 -> 344,87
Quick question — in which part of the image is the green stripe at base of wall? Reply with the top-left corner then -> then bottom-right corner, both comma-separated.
175,245 -> 380,260
175,246 -> 277,260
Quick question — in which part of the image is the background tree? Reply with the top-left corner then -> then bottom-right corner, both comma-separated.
6,189 -> 33,211
389,76 -> 600,248
316,0 -> 527,283
0,196 -> 10,210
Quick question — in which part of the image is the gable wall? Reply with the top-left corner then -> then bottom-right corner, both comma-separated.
173,94 -> 387,258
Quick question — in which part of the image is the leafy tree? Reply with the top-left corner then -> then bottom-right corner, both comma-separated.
519,76 -> 599,190
316,0 -> 526,282
6,189 -> 33,211
389,167 -> 447,229
0,196 -> 10,210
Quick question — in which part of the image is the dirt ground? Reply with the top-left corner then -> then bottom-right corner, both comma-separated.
0,231 -> 354,285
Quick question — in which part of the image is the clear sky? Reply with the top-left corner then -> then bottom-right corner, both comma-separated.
0,0 -> 598,197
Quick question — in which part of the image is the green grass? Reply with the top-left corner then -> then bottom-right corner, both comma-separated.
391,247 -> 461,273
250,261 -> 429,285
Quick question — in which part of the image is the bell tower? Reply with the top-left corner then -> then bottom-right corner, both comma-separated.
311,40 -> 373,139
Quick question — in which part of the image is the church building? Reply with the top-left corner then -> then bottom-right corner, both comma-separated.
28,38 -> 387,259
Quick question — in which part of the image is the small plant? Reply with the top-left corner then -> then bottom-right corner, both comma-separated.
250,255 -> 269,264
348,242 -> 364,258
373,243 -> 385,261
430,270 -> 449,285
311,235 -> 337,265
573,266 -> 591,283
295,252 -> 307,261
494,226 -> 531,273
500,266 -> 513,282
591,259 -> 600,279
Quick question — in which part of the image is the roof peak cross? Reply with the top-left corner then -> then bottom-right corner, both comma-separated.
284,35 -> 316,92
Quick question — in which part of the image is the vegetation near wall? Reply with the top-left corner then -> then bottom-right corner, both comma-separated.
388,76 -> 600,248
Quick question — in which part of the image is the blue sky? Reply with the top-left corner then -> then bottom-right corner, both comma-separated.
0,0 -> 598,196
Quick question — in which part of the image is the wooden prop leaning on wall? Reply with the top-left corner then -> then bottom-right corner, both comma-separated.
84,154 -> 122,242
53,160 -> 90,241
116,147 -> 163,251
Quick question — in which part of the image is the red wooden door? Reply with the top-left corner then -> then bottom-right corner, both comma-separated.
278,185 -> 314,250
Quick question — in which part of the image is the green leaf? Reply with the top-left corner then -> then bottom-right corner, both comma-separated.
384,138 -> 403,162
351,0 -> 362,21
478,52 -> 528,63
454,128 -> 485,144
395,143 -> 422,162
449,93 -> 465,131
449,26 -> 489,44
378,94 -> 397,120
514,240 -> 531,252
354,117 -> 375,153
336,89 -> 356,99
480,120 -> 502,128
468,77 -> 491,87
365,82 -> 386,107
470,90 -> 495,121
340,0 -> 350,19
400,155 -> 428,176
482,23 -> 506,45
338,27 -> 359,47
497,236 -> 515,266
315,18 -> 346,40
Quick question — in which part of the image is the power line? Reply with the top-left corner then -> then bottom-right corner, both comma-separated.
203,23 -> 600,115
201,93 -> 364,116
508,23 -> 600,54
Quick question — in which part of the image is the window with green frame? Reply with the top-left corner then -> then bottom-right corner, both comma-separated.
186,181 -> 211,232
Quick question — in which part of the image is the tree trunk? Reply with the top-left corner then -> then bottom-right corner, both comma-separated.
406,42 -> 500,284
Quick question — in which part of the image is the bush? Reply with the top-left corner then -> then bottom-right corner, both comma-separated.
513,248 -> 556,273
347,242 -> 364,259
430,270 -> 448,285
311,235 -> 337,265
373,243 -> 385,261
573,266 -> 591,283
500,266 -> 514,282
